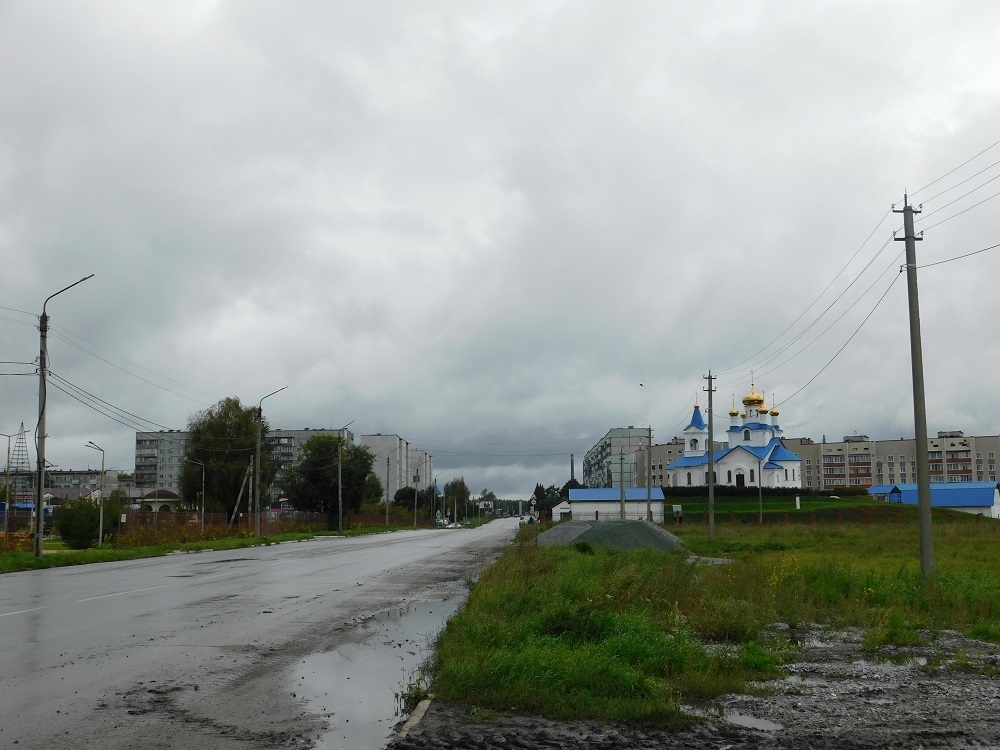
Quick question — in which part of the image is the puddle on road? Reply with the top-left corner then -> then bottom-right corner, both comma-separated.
723,710 -> 784,731
291,598 -> 462,750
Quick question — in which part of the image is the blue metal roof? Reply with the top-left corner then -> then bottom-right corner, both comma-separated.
666,438 -> 801,470
685,405 -> 707,431
569,487 -> 665,503
868,482 -> 998,508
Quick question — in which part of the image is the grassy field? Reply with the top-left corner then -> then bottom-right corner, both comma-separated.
429,507 -> 1000,725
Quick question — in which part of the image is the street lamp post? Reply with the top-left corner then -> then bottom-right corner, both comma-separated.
255,387 -> 287,538
186,457 -> 206,535
36,275 -> 94,556
385,446 -> 400,527
336,420 -> 355,532
1,433 -> 12,553
85,441 -> 105,547
433,472 -> 442,525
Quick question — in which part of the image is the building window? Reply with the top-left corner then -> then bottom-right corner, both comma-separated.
750,469 -> 755,483
727,470 -> 732,483
744,430 -> 751,441
686,472 -> 692,486
689,438 -> 699,451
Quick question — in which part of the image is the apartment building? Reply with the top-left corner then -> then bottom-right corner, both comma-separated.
135,427 -> 356,498
359,434 -> 411,502
583,427 -> 652,488
785,431 -> 1000,491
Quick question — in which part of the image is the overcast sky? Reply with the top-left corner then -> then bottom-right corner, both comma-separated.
2,1 -> 999,497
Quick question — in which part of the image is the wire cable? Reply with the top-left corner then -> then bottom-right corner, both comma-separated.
919,157 -> 1000,205
911,137 -> 1000,198
775,271 -> 903,409
917,241 -> 1000,270
918,189 -> 1000,234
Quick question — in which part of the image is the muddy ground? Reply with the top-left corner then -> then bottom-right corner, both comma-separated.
388,625 -> 1000,749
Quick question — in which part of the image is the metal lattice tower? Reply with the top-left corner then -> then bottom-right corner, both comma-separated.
10,423 -> 33,503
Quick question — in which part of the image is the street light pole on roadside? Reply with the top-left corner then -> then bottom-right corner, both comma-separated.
186,457 -> 206,535
255,387 -> 287,538
385,445 -> 400,527
85,442 -> 105,547
336,420 -> 355,532
36,275 -> 94,557
1,433 -> 13,553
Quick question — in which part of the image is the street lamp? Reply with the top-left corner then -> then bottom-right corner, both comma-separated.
186,457 -> 206,535
255,386 -> 287,538
412,458 -> 427,529
36,274 -> 94,556
433,472 -> 443,525
386,445 -> 400,527
1,432 -> 13,553
336,420 -> 355,532
84,441 -> 105,548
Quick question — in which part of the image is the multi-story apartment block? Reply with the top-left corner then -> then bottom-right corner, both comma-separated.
784,431 -> 1000,491
135,427 -> 356,499
583,427 -> 652,489
359,434 -> 411,502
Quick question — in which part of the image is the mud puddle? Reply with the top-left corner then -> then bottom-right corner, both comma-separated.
291,597 -> 462,750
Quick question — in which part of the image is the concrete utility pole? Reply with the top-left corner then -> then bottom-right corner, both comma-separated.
705,371 -> 716,540
85,441 -> 105,547
36,275 -> 93,557
894,194 -> 934,578
646,426 -> 652,521
619,449 -> 625,520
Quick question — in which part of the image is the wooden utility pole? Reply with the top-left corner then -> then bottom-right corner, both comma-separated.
894,194 -> 934,578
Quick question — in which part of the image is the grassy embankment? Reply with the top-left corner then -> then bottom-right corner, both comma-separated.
429,501 -> 1000,726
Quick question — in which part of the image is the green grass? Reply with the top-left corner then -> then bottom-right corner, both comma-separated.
430,510 -> 1000,725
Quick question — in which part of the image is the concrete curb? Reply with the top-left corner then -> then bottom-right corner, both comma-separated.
396,698 -> 433,739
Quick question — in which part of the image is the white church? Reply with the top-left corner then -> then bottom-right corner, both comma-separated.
665,384 -> 802,488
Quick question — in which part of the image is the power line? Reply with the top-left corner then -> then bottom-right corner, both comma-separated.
911,137 -> 1000,198
919,157 -> 1000,205
776,272 -> 903,409
915,172 -> 1000,223
48,329 -> 213,406
918,189 -> 1000,233
917,241 -> 1000,270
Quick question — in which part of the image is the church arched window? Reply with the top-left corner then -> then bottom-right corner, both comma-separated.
690,438 -> 699,451
785,469 -> 789,480
686,472 -> 692,486
750,468 -> 755,483
743,430 -> 751,441
727,470 -> 732,483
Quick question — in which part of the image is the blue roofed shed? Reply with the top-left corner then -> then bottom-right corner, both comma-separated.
867,482 -> 999,518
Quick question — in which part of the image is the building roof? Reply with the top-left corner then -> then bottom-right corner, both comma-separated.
666,438 -> 801,470
685,405 -> 707,431
569,487 -> 665,503
868,482 -> 998,507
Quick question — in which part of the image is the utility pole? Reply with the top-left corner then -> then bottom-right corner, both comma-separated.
36,275 -> 94,556
894,194 -> 934,578
619,449 -> 625,520
646,426 -> 652,522
704,371 -> 716,540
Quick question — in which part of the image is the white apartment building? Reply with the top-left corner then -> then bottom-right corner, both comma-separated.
583,427 -> 652,489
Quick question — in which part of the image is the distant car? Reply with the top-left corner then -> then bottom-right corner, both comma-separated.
447,522 -> 461,529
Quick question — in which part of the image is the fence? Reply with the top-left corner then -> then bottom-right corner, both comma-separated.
113,510 -> 328,546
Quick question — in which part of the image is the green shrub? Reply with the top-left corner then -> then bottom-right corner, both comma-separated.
53,499 -> 101,549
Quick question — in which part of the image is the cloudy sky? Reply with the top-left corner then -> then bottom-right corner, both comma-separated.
2,1 -> 999,497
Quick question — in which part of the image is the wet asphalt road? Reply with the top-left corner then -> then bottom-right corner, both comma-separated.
0,519 -> 518,749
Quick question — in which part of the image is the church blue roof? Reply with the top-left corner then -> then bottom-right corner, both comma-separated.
666,438 -> 801,471
685,405 -> 707,431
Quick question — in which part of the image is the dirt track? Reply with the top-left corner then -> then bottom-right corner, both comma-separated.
389,625 -> 1000,749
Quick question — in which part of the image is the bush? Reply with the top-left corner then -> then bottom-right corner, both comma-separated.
53,499 -> 102,549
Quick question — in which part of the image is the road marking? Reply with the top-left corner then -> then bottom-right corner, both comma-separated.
0,606 -> 48,618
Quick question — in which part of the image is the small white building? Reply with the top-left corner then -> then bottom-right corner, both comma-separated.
568,488 -> 665,522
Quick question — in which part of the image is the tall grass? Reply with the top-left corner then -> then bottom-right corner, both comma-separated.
431,514 -> 1000,724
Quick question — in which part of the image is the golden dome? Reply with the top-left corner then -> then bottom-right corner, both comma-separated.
742,385 -> 764,407
770,406 -> 780,416
728,406 -> 739,417
741,410 -> 747,418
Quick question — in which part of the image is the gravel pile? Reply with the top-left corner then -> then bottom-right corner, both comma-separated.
536,520 -> 686,553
